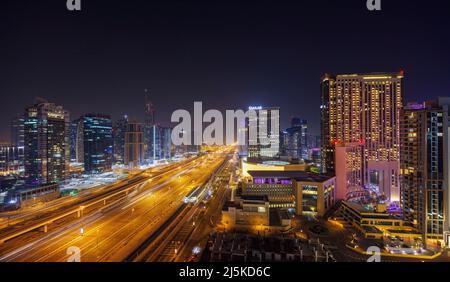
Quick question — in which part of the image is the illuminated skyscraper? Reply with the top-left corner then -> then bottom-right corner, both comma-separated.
24,101 -> 70,185
113,115 -> 128,164
0,144 -> 22,176
125,121 -> 144,167
11,114 -> 25,149
143,90 -> 155,161
285,118 -> 308,160
81,114 -> 113,174
160,126 -> 172,160
10,114 -> 25,173
321,72 -> 403,201
401,98 -> 450,242
246,106 -> 280,159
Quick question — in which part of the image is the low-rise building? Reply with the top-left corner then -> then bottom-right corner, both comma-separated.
222,195 -> 270,228
243,170 -> 336,217
4,183 -> 60,209
339,201 -> 420,240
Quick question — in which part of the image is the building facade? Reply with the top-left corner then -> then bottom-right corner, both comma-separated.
124,121 -> 144,167
81,114 -> 113,174
24,102 -> 70,185
284,118 -> 308,160
0,144 -> 23,176
10,114 -> 24,172
246,106 -> 280,160
113,115 -> 128,164
321,72 -> 403,202
400,99 -> 450,241
160,126 -> 172,160
143,91 -> 155,161
243,170 -> 335,216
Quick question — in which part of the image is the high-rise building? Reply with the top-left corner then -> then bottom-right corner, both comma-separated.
160,126 -> 172,160
24,101 -> 70,185
113,115 -> 128,164
0,143 -> 23,176
149,124 -> 162,160
69,119 -> 80,162
10,114 -> 25,173
73,118 -> 84,163
11,114 -> 25,149
321,72 -> 403,202
125,121 -> 144,167
246,106 -> 280,159
400,98 -> 450,242
81,114 -> 113,174
143,90 -> 155,161
284,118 -> 308,160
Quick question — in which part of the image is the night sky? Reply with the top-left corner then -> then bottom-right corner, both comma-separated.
1,0 -> 450,142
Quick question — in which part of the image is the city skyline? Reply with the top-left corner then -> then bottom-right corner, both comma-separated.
3,0 -> 450,267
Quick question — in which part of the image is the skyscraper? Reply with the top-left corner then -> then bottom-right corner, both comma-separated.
160,126 -> 172,160
143,90 -> 155,161
125,121 -> 144,167
81,114 -> 113,174
24,101 -> 69,185
0,144 -> 22,176
401,98 -> 450,242
321,72 -> 403,202
246,106 -> 280,159
113,115 -> 128,164
69,119 -> 79,162
285,118 -> 308,160
11,114 -> 25,149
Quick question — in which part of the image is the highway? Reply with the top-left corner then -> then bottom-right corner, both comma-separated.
133,152 -> 238,262
0,147 -> 233,262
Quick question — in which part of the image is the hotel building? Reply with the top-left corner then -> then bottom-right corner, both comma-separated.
321,72 -> 403,202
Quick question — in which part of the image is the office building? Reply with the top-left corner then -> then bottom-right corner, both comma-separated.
246,106 -> 280,159
24,101 -> 69,185
143,91 -> 155,161
321,72 -> 403,202
284,118 -> 308,160
160,126 -> 172,160
124,121 -> 144,167
0,144 -> 23,176
113,115 -> 128,164
81,114 -> 113,174
149,124 -> 161,160
242,169 -> 335,216
10,114 -> 25,173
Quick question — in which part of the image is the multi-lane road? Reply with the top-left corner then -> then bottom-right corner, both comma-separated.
130,152 -> 237,262
0,147 -> 234,262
